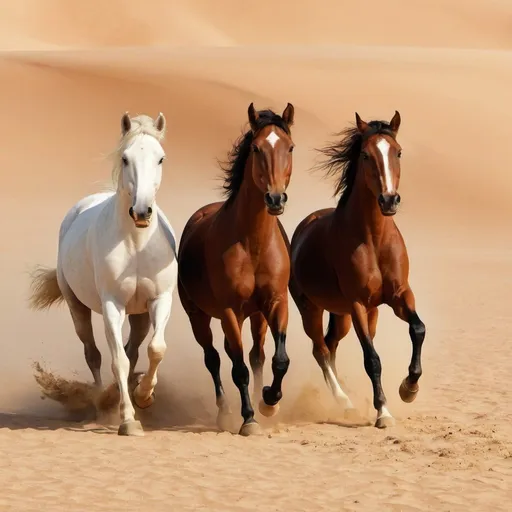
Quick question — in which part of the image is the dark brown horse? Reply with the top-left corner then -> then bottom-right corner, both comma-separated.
178,103 -> 295,436
289,111 -> 425,428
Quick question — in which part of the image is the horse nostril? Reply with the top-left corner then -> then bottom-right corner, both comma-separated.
395,194 -> 401,205
264,192 -> 272,206
129,207 -> 135,218
378,194 -> 385,206
282,192 -> 288,204
147,206 -> 153,216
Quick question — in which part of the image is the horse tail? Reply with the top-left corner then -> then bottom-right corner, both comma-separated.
28,266 -> 64,311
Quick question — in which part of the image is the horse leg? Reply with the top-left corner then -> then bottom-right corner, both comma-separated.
301,304 -> 355,415
351,303 -> 394,428
133,293 -> 172,409
324,313 -> 351,379
124,313 -> 151,376
391,288 -> 426,403
102,298 -> 142,436
221,310 -> 260,436
258,300 -> 290,418
249,313 -> 267,404
63,285 -> 102,387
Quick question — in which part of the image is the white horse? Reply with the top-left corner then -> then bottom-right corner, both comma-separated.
29,112 -> 178,436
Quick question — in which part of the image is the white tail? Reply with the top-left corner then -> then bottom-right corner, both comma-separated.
29,266 -> 64,311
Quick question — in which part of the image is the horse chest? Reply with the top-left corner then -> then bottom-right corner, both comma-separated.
346,249 -> 384,306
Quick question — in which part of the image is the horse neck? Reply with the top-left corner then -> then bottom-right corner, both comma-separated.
230,159 -> 277,247
336,167 -> 391,247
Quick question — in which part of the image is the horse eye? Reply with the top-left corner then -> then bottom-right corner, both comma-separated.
361,152 -> 369,160
252,145 -> 260,153
289,146 -> 295,153
122,156 -> 129,166
159,156 -> 165,165
397,151 -> 402,158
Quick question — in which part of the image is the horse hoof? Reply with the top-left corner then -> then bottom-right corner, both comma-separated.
375,415 -> 395,429
239,421 -> 263,437
399,378 -> 419,403
343,407 -> 361,422
118,420 -> 144,437
133,385 -> 155,409
259,399 -> 280,418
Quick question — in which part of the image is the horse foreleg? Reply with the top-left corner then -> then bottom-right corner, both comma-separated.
301,304 -> 355,416
352,303 -> 394,428
249,313 -> 267,405
258,299 -> 290,418
222,310 -> 261,436
133,292 -> 172,409
391,288 -> 426,403
102,299 -> 142,436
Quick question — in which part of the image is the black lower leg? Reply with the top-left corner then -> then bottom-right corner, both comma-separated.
84,344 -> 102,385
263,332 -> 290,406
407,312 -> 426,385
360,336 -> 387,411
204,346 -> 225,402
226,339 -> 254,424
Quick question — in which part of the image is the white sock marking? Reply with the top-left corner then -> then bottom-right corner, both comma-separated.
325,365 -> 354,409
266,130 -> 280,148
376,138 -> 393,194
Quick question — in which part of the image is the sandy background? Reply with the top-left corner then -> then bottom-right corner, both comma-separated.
1,1 -> 511,510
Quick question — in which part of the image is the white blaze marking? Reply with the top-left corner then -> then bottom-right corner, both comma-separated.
376,138 -> 393,193
266,130 -> 280,148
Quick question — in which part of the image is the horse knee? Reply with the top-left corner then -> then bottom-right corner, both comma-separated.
409,314 -> 426,342
148,337 -> 166,363
271,353 -> 290,374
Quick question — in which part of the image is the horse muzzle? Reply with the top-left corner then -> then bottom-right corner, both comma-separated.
264,192 -> 288,216
129,206 -> 153,228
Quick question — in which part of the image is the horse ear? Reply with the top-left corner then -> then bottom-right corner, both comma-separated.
389,110 -> 401,134
248,102 -> 259,131
355,112 -> 370,134
121,112 -> 131,135
155,112 -> 166,133
282,103 -> 295,127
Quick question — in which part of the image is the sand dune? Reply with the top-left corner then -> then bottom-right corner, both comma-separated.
0,1 -> 511,510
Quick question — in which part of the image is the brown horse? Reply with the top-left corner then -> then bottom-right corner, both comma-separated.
178,103 -> 295,436
289,111 -> 426,428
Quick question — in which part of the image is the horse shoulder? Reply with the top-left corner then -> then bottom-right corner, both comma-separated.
58,192 -> 113,243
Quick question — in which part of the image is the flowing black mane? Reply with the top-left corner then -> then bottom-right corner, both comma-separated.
220,109 -> 291,204
315,120 -> 395,207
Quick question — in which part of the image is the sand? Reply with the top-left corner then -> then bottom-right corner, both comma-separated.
0,1 -> 511,510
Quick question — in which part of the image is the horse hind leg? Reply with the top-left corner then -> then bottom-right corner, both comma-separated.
300,304 -> 356,416
249,313 -> 267,404
178,281 -> 231,431
124,313 -> 151,376
61,282 -> 102,387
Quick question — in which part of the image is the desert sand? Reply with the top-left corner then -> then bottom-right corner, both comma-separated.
0,1 -> 511,510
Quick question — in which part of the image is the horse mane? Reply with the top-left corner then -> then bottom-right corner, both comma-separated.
219,109 -> 291,204
315,120 -> 395,207
111,114 -> 166,186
